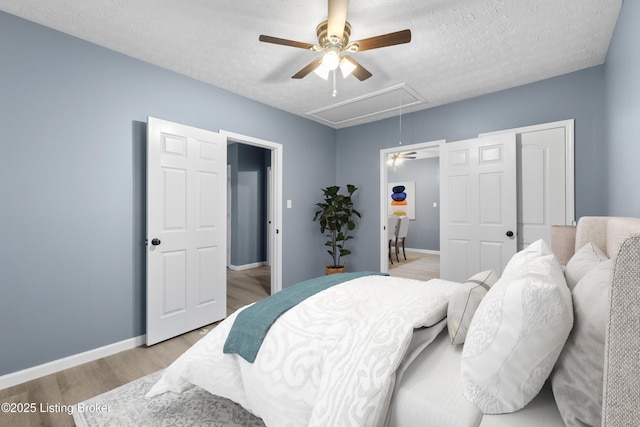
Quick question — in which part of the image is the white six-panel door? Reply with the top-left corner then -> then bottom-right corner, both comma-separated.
440,133 -> 517,282
146,117 -> 227,345
481,120 -> 575,249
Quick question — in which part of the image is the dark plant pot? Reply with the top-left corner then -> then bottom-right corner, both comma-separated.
325,265 -> 346,275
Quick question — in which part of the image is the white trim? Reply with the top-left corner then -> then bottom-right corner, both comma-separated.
479,119 -> 575,224
220,130 -> 283,293
227,165 -> 232,268
267,166 -> 273,267
0,335 -> 145,390
228,261 -> 268,271
379,140 -> 445,273
405,248 -> 440,255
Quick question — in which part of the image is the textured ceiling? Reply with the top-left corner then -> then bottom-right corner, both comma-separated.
0,0 -> 622,128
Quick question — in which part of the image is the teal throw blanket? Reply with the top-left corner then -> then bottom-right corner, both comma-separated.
223,271 -> 387,363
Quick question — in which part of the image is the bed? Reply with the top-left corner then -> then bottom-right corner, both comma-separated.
147,216 -> 640,427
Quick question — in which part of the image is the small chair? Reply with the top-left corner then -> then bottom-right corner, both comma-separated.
391,216 -> 410,262
387,216 -> 400,265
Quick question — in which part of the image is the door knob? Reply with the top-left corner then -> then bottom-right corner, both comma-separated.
506,231 -> 514,237
151,238 -> 161,246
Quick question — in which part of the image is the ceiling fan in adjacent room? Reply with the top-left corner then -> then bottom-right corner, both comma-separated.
259,0 -> 411,82
387,151 -> 417,168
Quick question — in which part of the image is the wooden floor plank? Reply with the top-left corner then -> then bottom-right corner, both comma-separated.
56,358 -> 122,404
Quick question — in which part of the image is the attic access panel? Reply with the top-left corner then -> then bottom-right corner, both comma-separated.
307,84 -> 425,127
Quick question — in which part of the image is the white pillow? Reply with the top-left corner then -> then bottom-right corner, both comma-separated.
461,239 -> 573,414
564,243 -> 609,290
501,239 -> 563,280
552,259 -> 612,425
447,270 -> 498,346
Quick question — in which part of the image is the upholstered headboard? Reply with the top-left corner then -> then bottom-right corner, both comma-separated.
569,217 -> 640,426
603,232 -> 640,426
574,216 -> 640,258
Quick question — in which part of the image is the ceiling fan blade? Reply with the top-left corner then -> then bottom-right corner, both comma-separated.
342,56 -> 372,81
403,152 -> 418,156
291,58 -> 323,79
350,29 -> 411,52
259,35 -> 317,50
328,0 -> 349,42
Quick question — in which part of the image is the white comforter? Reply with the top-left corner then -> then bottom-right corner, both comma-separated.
147,275 -> 459,427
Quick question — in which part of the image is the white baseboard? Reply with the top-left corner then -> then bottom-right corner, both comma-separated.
228,261 -> 267,271
405,248 -> 440,255
0,335 -> 146,390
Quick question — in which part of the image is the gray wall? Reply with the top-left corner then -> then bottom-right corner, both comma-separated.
605,0 -> 640,216
336,66 -> 607,273
387,158 -> 440,251
0,11 -> 336,376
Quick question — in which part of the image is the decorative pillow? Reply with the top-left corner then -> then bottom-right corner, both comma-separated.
564,243 -> 609,290
501,239 -> 563,280
461,239 -> 573,414
447,270 -> 498,345
552,259 -> 612,426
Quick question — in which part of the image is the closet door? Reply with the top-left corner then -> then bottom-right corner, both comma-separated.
481,119 -> 575,249
440,133 -> 517,282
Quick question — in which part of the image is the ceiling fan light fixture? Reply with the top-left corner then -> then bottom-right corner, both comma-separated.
387,154 -> 403,171
339,56 -> 356,78
387,153 -> 403,165
322,49 -> 340,70
313,63 -> 330,80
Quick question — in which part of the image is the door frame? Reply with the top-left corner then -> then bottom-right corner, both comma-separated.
479,119 -> 575,225
227,165 -> 232,268
267,166 -> 273,267
379,140 -> 445,272
220,130 -> 283,294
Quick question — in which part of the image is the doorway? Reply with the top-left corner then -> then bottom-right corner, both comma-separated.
227,144 -> 269,271
379,140 -> 444,274
221,130 -> 283,294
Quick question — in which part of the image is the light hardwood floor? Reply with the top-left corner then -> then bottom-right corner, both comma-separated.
388,251 -> 440,281
0,260 -> 432,427
0,266 -> 270,427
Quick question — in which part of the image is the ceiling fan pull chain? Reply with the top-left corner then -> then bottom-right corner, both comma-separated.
399,97 -> 402,145
332,70 -> 337,97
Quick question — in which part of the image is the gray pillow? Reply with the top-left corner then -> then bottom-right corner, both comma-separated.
552,259 -> 612,426
564,243 -> 609,290
447,270 -> 497,345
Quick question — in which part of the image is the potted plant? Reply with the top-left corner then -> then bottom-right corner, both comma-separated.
312,184 -> 361,275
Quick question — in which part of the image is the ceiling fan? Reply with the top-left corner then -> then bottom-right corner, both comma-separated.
388,151 -> 417,168
259,0 -> 411,81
